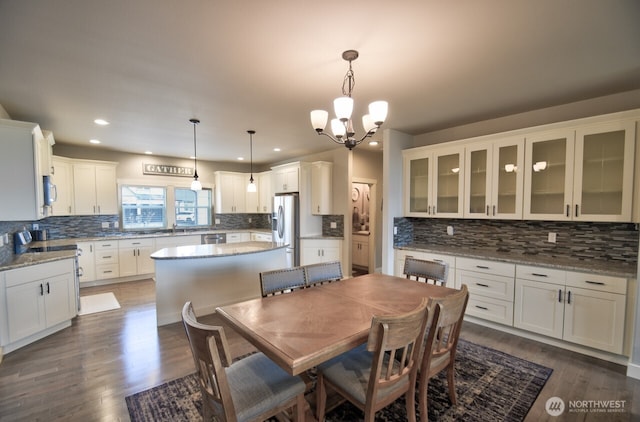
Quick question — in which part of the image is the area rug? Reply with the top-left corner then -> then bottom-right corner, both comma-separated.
78,292 -> 121,315
126,339 -> 552,421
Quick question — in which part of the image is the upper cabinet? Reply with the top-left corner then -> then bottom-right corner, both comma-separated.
73,161 -> 118,215
0,120 -> 51,220
403,111 -> 638,223
311,161 -> 333,215
524,120 -> 635,222
214,171 -> 247,213
465,137 -> 525,219
272,162 -> 300,193
257,171 -> 272,214
403,145 -> 465,218
50,156 -> 74,216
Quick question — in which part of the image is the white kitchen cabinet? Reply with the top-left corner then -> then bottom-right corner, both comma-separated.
257,171 -> 273,213
226,232 -> 251,243
272,162 -> 300,193
456,257 -> 515,326
0,120 -> 50,220
50,156 -> 74,216
523,120 -> 635,222
251,232 -> 272,242
73,161 -> 118,215
118,238 -> 155,277
94,240 -> 119,280
352,234 -> 369,268
2,259 -> 76,349
301,239 -> 341,265
311,161 -> 333,215
76,241 -> 96,283
403,145 -> 465,218
215,171 -> 247,213
464,136 -> 525,219
514,265 -> 626,354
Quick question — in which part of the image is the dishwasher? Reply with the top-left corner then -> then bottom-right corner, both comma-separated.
201,233 -> 226,244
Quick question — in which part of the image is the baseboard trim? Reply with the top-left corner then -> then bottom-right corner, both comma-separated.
627,362 -> 640,380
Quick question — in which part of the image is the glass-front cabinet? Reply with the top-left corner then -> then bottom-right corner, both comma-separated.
464,136 -> 525,219
403,145 -> 464,218
573,121 -> 635,221
523,129 -> 575,220
524,120 -> 635,222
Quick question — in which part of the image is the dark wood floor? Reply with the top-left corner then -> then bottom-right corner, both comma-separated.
0,279 -> 638,421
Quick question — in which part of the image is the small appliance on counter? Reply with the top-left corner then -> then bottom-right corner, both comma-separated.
43,175 -> 57,207
14,228 -> 32,254
31,228 -> 50,241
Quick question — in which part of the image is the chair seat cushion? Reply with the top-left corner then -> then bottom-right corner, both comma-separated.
317,344 -> 409,405
226,352 -> 306,422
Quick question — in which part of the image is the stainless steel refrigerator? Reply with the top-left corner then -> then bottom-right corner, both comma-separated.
272,193 -> 300,267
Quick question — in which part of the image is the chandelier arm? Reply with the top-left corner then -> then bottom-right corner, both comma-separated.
354,128 -> 378,144
315,130 -> 347,145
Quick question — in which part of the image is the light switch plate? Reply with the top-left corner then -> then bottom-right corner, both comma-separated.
330,222 -> 337,229
101,222 -> 110,229
548,232 -> 557,243
113,221 -> 119,229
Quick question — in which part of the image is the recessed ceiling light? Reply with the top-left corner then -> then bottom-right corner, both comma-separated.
89,139 -> 101,144
368,140 -> 379,146
94,118 -> 109,125
145,151 -> 153,155
189,156 -> 196,160
273,147 -> 281,152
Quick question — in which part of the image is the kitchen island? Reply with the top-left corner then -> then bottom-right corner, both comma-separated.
151,242 -> 287,326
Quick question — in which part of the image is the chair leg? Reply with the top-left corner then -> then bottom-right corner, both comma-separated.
316,373 -> 327,422
418,378 -> 429,422
294,393 -> 305,422
406,389 -> 417,422
447,365 -> 457,405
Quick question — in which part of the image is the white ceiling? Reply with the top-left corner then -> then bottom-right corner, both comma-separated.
1,1 -> 639,164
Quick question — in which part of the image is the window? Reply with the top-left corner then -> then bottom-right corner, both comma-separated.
121,185 -> 166,229
175,188 -> 212,227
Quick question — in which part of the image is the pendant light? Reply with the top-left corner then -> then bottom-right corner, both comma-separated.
247,130 -> 256,192
189,118 -> 202,191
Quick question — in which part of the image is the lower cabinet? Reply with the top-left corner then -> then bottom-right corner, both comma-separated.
94,240 -> 120,280
301,239 -> 341,265
456,257 -> 515,326
1,259 -> 76,349
352,234 -> 369,268
76,241 -> 96,283
227,232 -> 251,244
251,232 -> 272,242
515,265 -> 626,354
118,238 -> 154,277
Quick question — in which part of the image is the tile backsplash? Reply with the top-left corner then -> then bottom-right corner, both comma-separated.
394,217 -> 639,268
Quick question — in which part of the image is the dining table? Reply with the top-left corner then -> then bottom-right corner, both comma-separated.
215,273 -> 458,376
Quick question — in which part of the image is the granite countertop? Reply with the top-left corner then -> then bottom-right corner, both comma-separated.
1,250 -> 77,272
397,243 -> 637,279
151,242 -> 286,260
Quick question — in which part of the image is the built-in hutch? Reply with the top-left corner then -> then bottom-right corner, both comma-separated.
397,109 -> 639,363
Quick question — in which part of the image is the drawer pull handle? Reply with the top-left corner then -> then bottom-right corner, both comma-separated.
476,265 -> 489,269
531,273 -> 548,277
585,280 -> 605,286
104,255 -> 112,259
475,305 -> 488,310
476,283 -> 489,288
105,270 -> 113,274
567,291 -> 572,304
558,289 -> 562,303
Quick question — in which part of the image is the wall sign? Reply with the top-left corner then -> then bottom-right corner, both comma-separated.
143,163 -> 194,177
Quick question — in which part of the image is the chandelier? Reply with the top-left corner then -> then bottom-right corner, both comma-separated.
310,50 -> 388,150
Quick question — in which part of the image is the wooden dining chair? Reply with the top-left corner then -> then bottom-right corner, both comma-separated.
418,284 -> 469,421
181,302 -> 306,422
303,260 -> 343,287
316,297 -> 430,422
259,266 -> 307,297
403,256 -> 449,286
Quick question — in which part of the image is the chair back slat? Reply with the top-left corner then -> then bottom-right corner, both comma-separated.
259,266 -> 307,297
304,261 -> 343,287
403,256 -> 449,286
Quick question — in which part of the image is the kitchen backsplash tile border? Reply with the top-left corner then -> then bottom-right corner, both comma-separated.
394,217 -> 639,267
